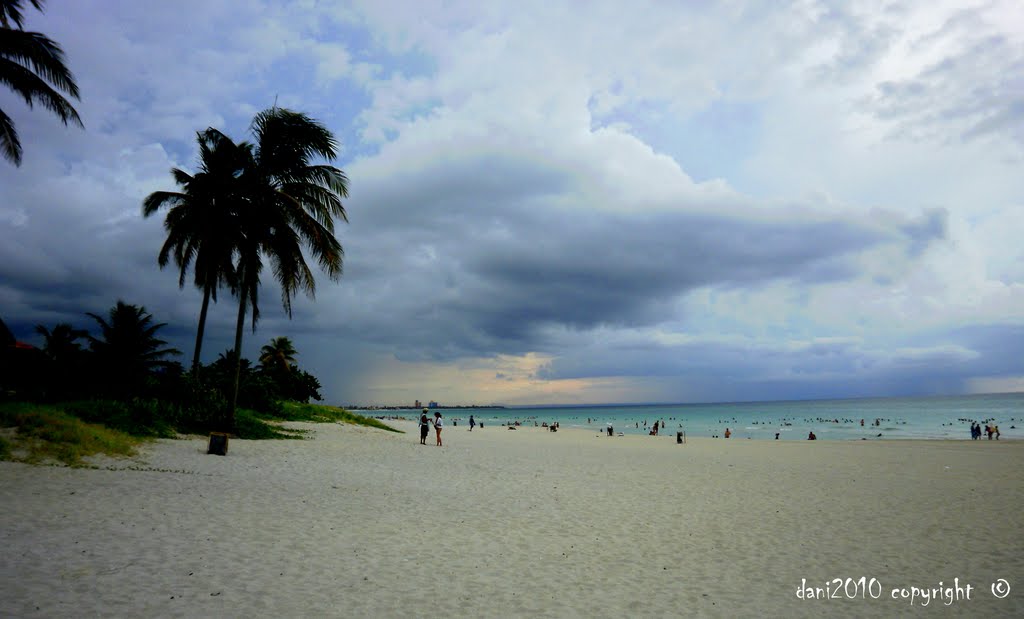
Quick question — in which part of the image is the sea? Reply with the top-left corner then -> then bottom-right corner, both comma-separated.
423,392 -> 1024,441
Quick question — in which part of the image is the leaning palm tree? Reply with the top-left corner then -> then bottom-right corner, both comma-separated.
225,107 -> 348,427
143,129 -> 245,374
259,336 -> 297,374
0,0 -> 82,165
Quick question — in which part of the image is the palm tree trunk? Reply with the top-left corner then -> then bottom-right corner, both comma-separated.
229,287 -> 247,433
192,285 -> 212,375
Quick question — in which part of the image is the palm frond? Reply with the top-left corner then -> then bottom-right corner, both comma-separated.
0,29 -> 80,99
0,107 -> 21,164
142,189 -> 186,217
0,0 -> 44,30
0,57 -> 82,126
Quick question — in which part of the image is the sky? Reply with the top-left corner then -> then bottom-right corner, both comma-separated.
1,0 -> 1022,407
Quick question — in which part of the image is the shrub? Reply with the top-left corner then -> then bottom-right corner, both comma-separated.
62,399 -> 175,438
236,374 -> 284,417
163,376 -> 230,433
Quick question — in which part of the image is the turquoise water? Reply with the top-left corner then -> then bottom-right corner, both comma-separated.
442,393 -> 1024,440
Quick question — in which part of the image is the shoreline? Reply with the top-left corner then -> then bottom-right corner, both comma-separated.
379,416 -> 1023,441
2,420 -> 1021,617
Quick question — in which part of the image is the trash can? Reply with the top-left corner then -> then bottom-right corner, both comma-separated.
208,432 -> 229,456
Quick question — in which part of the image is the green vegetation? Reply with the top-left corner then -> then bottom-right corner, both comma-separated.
0,399 -> 401,466
0,402 -> 141,466
278,402 -> 401,432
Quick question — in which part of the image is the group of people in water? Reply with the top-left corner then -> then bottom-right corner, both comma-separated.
970,422 -> 1000,440
415,414 -> 1009,443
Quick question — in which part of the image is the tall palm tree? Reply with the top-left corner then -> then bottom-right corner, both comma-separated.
0,0 -> 82,165
259,336 -> 297,374
86,300 -> 180,398
143,129 -> 245,374
226,107 -> 348,427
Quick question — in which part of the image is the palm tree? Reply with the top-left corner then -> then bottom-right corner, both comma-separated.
225,107 -> 348,427
86,300 -> 180,398
0,0 -> 82,165
34,322 -> 86,363
259,336 -> 297,374
143,129 -> 245,374
34,321 -> 87,399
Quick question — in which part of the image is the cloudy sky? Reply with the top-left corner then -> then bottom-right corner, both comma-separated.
2,0 -> 1022,406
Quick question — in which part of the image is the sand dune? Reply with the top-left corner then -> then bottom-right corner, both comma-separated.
1,421 -> 1021,617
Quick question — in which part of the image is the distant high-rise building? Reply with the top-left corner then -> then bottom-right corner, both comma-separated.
428,401 -> 439,408
414,400 -> 421,408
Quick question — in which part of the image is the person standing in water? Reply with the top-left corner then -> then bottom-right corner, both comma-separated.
434,411 -> 444,446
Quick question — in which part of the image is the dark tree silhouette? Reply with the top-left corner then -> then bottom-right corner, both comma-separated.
143,129 -> 246,374
0,0 -> 82,165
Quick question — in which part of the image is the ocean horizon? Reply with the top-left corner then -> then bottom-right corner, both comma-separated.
362,392 -> 1024,441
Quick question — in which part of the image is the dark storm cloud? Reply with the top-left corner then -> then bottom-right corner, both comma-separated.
463,212 -> 879,337
325,139 -> 937,363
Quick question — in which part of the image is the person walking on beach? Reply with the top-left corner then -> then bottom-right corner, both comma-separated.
434,411 -> 444,446
419,409 -> 430,445
469,415 -> 476,431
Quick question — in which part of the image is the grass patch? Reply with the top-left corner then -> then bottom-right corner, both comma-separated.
234,407 -> 307,439
278,402 -> 402,433
0,400 -> 402,464
0,402 -> 141,466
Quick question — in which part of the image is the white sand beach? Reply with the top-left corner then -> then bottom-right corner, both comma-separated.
2,421 -> 1022,618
